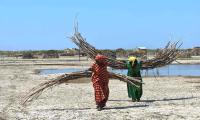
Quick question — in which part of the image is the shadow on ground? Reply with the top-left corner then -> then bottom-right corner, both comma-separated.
104,104 -> 149,110
109,96 -> 197,103
35,104 -> 149,112
32,96 -> 197,112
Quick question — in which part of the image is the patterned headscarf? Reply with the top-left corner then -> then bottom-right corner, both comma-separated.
95,54 -> 107,62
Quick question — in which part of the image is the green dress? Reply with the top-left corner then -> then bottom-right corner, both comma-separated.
126,61 -> 143,101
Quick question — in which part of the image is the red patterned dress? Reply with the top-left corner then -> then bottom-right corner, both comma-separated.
91,55 -> 109,107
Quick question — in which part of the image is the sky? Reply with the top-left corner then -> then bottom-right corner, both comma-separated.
0,0 -> 200,50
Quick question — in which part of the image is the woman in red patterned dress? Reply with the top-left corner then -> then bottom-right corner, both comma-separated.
89,54 -> 109,111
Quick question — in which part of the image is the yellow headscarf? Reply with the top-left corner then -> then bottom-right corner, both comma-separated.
128,56 -> 137,63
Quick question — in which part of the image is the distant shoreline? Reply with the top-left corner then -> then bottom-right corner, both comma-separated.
0,56 -> 200,67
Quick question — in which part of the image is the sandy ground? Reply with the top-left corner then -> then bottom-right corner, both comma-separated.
0,60 -> 200,120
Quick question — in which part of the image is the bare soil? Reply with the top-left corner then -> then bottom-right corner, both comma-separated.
0,59 -> 200,120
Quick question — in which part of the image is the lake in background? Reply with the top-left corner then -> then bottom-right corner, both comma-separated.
39,64 -> 200,77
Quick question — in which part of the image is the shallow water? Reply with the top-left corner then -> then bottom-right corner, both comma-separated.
39,64 -> 200,76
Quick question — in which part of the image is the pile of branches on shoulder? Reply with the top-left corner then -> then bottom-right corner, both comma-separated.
21,70 -> 143,105
70,27 -> 182,70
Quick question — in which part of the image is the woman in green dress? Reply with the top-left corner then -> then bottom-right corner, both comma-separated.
126,56 -> 143,102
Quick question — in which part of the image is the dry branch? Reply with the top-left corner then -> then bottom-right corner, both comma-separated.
70,26 -> 181,70
21,70 -> 143,105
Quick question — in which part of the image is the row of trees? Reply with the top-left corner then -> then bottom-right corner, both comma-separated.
0,49 -> 148,59
0,50 -> 62,59
0,50 -> 64,56
0,47 -> 199,59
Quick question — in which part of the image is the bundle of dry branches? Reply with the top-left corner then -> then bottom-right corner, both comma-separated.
70,32 -> 126,69
21,70 -> 143,105
70,27 -> 181,70
141,41 -> 182,69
